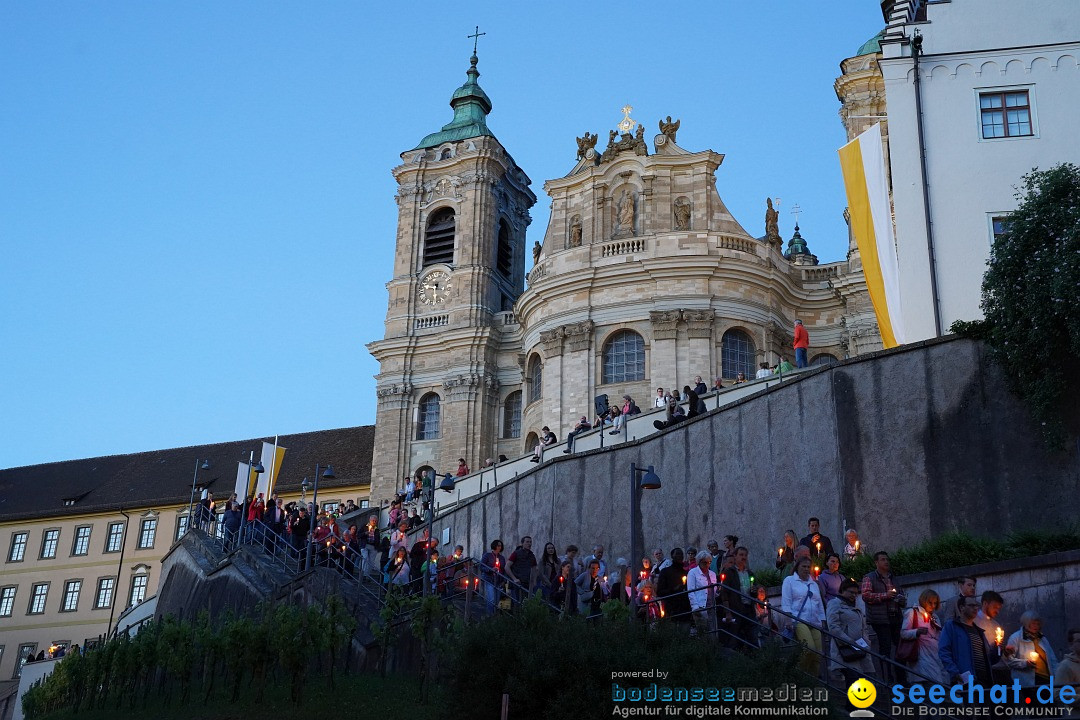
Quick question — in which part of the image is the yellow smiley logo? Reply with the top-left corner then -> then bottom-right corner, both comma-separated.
847,678 -> 876,708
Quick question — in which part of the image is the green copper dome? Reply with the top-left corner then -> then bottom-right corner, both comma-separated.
856,29 -> 885,56
787,224 -> 810,256
413,53 -> 495,150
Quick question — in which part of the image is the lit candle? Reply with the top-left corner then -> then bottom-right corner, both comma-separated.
681,575 -> 687,585
995,628 -> 1004,646
815,542 -> 821,554
1028,651 -> 1039,663
813,566 -> 820,578
778,548 -> 784,558
854,540 -> 860,552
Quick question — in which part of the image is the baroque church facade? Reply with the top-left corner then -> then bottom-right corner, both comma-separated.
367,50 -> 881,504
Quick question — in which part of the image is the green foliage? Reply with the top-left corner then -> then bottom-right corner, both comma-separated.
438,599 -> 809,720
23,594 -> 361,719
750,567 -> 782,589
837,528 -> 1080,580
954,163 -> 1080,449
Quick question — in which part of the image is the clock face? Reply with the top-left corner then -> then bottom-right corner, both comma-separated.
418,271 -> 451,305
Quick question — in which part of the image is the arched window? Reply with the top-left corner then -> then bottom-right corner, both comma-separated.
528,355 -> 543,404
811,353 -> 838,367
416,393 -> 441,440
423,208 -> 455,267
602,330 -> 645,384
503,391 -> 522,438
496,220 -> 513,279
721,329 -> 755,379
524,432 -> 539,455
439,147 -> 452,160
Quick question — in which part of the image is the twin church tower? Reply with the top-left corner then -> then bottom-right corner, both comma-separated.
367,47 -> 879,504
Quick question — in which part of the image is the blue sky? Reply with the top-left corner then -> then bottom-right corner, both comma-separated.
0,2 -> 885,468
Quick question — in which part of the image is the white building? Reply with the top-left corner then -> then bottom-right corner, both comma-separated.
877,0 -> 1080,340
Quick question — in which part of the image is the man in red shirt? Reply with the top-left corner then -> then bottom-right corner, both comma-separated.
793,319 -> 809,368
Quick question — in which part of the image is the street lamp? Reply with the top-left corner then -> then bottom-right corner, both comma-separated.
629,463 -> 661,610
305,463 -> 336,572
186,459 -> 211,532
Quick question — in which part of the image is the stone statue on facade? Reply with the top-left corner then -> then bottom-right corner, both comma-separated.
532,240 -> 542,264
575,132 -> 597,160
674,197 -> 691,231
616,191 -> 635,235
765,198 -> 780,242
569,220 -> 583,248
659,116 -> 680,143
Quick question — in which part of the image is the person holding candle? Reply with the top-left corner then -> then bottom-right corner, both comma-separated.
721,546 -> 756,647
843,529 -> 862,561
480,539 -> 508,615
973,590 -> 1012,683
687,552 -> 718,637
657,547 -> 692,628
1005,610 -> 1059,687
550,561 -> 578,615
576,559 -> 606,617
826,579 -> 876,685
939,595 -> 999,688
861,551 -> 907,683
562,544 -> 585,579
776,530 -> 797,571
782,556 -> 827,676
898,589 -> 947,685
384,546 -> 411,589
799,517 -> 835,558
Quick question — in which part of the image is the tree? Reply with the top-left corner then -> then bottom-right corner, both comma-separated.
955,163 -> 1080,447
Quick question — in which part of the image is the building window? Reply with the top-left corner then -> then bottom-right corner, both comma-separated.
360,500 -> 369,509
61,580 -> 82,612
95,578 -> 115,609
105,522 -> 125,553
8,532 -> 27,562
0,587 -> 15,617
979,90 -> 1032,139
415,393 -> 441,440
129,574 -> 149,607
175,514 -> 189,541
602,330 -> 646,384
496,220 -> 514,279
503,391 -> 522,438
215,513 -> 226,540
72,526 -> 92,556
28,583 -> 49,615
810,353 -> 838,367
137,518 -> 157,549
40,529 -> 60,559
721,329 -> 756,379
528,355 -> 543,404
423,208 -> 456,267
991,215 -> 1010,243
14,643 -> 36,679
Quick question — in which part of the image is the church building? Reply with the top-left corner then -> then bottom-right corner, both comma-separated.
367,49 -> 881,504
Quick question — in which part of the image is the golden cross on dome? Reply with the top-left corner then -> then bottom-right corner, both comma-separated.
618,104 -> 637,134
467,26 -> 486,55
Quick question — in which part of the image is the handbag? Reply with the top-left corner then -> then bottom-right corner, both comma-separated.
838,642 -> 867,661
781,587 -> 812,640
894,609 -> 922,663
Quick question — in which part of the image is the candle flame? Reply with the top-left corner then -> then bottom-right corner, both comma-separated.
854,540 -> 860,551
1029,651 -> 1039,661
995,628 -> 1004,645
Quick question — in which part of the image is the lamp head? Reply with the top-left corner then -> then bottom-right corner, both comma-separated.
200,460 -> 211,470
301,478 -> 311,491
640,465 -> 661,490
252,461 -> 265,474
322,465 -> 336,480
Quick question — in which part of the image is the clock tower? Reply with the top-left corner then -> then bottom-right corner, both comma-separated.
367,48 -> 536,504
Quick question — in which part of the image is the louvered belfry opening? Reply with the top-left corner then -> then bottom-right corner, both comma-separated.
423,208 -> 456,267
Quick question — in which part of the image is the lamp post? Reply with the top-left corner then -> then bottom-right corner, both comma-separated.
628,463 -> 661,611
186,459 -> 211,532
238,451 -> 265,544
305,463 -> 336,572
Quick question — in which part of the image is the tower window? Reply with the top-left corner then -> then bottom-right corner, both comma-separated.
721,329 -> 756,379
503,391 -> 522,438
602,330 -> 645,384
496,220 -> 513,278
528,355 -> 543,404
416,393 -> 441,440
423,208 -> 456,267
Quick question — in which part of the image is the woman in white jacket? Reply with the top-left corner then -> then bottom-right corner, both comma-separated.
1006,610 -> 1059,687
899,589 -> 948,685
782,556 -> 827,676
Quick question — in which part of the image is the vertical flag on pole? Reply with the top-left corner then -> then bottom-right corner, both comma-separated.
234,461 -> 252,501
838,123 -> 905,348
257,439 -> 286,498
